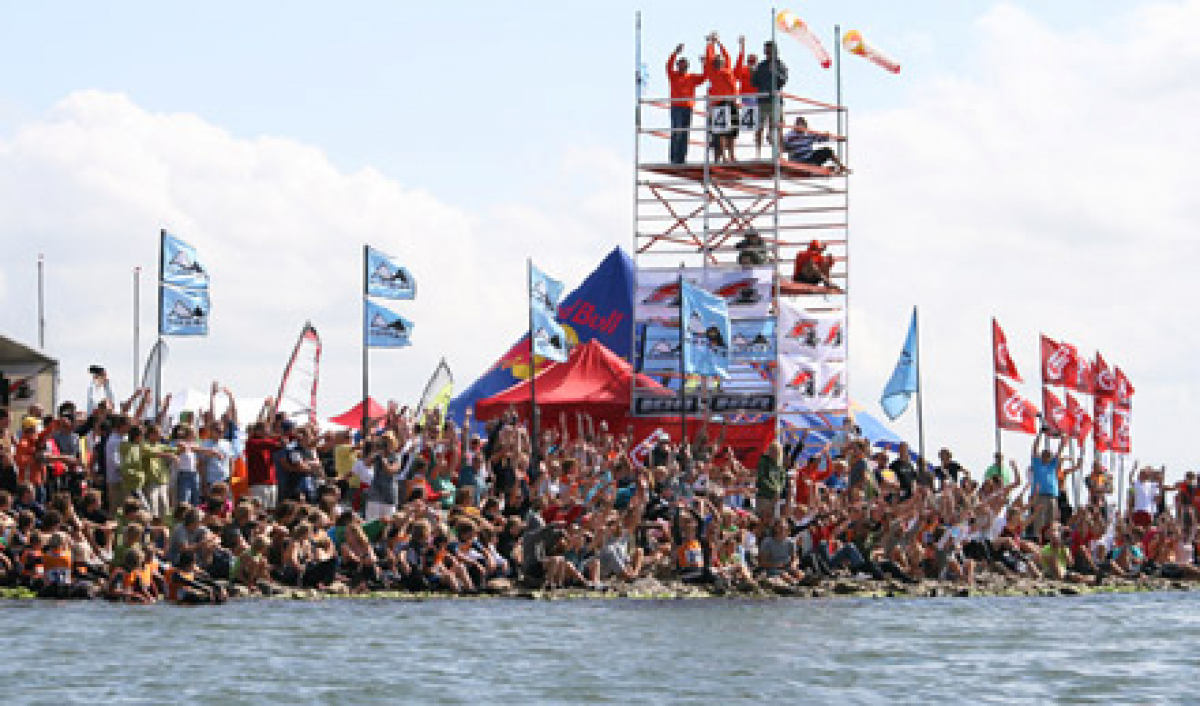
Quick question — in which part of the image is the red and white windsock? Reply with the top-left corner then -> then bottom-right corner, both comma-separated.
776,10 -> 832,69
842,29 -> 901,74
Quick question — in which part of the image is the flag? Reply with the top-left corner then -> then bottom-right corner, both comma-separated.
992,318 -> 1022,382
1112,405 -> 1132,453
160,284 -> 210,336
1042,387 -> 1070,437
529,263 -> 568,363
161,232 -> 209,290
1067,392 -> 1093,442
415,358 -> 454,419
1093,353 -> 1117,399
364,299 -> 413,348
1115,367 -> 1134,408
880,309 -> 917,421
995,377 -> 1039,434
365,245 -> 416,300
680,279 -> 731,378
1094,397 -> 1114,451
1040,335 -> 1076,386
1072,355 -> 1094,395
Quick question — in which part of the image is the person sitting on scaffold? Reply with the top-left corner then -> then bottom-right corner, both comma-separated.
783,117 -> 847,174
792,239 -> 837,290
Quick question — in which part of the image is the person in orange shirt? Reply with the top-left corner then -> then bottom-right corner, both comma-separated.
666,43 -> 705,164
733,37 -> 762,156
704,34 -> 739,163
14,418 -> 45,502
793,239 -> 836,289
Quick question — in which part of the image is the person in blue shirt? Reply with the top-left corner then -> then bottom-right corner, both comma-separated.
782,117 -> 847,173
1027,426 -> 1066,541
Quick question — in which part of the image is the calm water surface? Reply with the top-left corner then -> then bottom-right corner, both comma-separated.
2,592 -> 1198,704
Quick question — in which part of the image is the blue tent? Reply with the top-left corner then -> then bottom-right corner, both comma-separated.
779,408 -> 906,458
448,247 -> 635,424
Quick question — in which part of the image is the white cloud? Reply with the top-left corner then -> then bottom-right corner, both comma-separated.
0,90 -> 623,418
850,1 -> 1200,478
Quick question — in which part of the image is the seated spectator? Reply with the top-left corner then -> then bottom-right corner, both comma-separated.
783,116 -> 847,173
734,229 -> 771,266
792,240 -> 836,288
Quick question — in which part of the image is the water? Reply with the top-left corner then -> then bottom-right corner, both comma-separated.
2,592 -> 1198,704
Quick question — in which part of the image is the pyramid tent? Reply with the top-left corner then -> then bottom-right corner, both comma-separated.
329,397 -> 386,428
448,247 -> 634,424
475,340 -> 666,423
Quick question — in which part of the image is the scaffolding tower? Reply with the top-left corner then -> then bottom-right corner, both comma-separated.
630,36 -> 851,444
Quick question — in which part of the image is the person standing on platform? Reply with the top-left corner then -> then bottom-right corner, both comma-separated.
752,40 -> 788,154
733,37 -> 761,156
704,34 -> 739,163
666,44 -> 705,165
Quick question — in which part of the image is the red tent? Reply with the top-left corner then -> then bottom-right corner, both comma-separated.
474,339 -> 667,425
329,397 -> 386,428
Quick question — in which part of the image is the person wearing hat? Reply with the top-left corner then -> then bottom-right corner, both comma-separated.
792,239 -> 835,289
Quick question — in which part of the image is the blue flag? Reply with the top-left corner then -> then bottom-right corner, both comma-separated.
680,280 -> 731,378
365,246 -> 415,300
161,232 -> 209,290
364,299 -> 413,348
530,264 -> 568,362
160,284 -> 210,336
880,308 -> 919,421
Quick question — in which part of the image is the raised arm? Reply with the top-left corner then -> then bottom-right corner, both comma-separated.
667,44 -> 682,78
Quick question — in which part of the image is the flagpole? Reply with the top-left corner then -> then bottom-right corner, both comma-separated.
527,258 -> 539,457
914,306 -> 926,474
991,319 -> 1001,460
678,268 -> 687,447
361,244 -> 369,439
37,253 -> 45,350
156,230 -> 165,418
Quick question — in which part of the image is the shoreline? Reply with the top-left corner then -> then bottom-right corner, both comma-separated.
3,576 -> 1195,603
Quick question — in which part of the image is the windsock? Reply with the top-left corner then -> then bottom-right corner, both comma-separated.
776,10 -> 832,69
843,29 -> 901,74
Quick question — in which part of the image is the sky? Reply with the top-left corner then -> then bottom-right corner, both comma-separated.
0,1 -> 1196,479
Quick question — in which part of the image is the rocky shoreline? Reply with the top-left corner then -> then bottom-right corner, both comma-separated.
3,575 -> 1196,602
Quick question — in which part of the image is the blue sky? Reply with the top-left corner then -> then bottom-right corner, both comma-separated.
0,1 -> 1144,203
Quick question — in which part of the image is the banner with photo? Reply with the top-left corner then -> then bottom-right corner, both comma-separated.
529,264 -> 569,363
777,356 -> 847,413
160,284 -> 211,336
778,303 -> 845,360
636,266 -> 773,322
680,280 -> 731,379
641,319 -> 775,374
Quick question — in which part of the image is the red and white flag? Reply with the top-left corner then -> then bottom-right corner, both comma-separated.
1093,352 -> 1117,399
1042,387 -> 1070,437
1072,355 -> 1093,395
1115,367 -> 1134,408
1040,335 -> 1077,386
1112,405 -> 1132,453
992,318 -> 1022,382
1094,396 -> 1114,452
1067,392 -> 1093,441
996,377 -> 1039,434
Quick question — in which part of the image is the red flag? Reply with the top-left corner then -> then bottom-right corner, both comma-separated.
1112,405 -> 1132,453
1067,392 -> 1092,441
1040,335 -> 1076,386
992,318 -> 1022,382
1072,355 -> 1094,395
1115,367 -> 1134,408
996,377 -> 1039,434
1093,352 -> 1117,399
1042,387 -> 1070,437
1094,396 -> 1114,451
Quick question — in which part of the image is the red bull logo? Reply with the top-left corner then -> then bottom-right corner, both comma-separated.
559,300 -> 624,335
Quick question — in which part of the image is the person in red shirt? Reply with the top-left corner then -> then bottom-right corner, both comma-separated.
733,37 -> 762,156
244,422 -> 282,510
704,35 -> 739,163
666,43 -> 705,165
793,239 -> 835,289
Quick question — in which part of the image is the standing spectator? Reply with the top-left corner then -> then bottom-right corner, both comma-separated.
704,34 -> 739,163
0,409 -> 16,494
751,40 -> 787,152
244,422 -> 282,510
665,43 -> 705,165
139,423 -> 177,518
755,442 -> 786,525
1128,465 -> 1163,528
1028,430 -> 1065,540
733,36 -> 762,155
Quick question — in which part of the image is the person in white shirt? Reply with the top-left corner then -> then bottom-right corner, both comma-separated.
1128,465 -> 1163,528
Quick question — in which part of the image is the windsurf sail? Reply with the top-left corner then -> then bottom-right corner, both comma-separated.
275,323 -> 322,426
415,358 -> 453,421
140,339 -> 168,420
